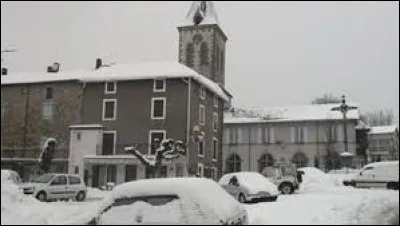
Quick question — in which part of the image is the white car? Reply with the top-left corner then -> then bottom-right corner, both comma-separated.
219,172 -> 280,203
21,173 -> 87,202
86,178 -> 248,225
344,161 -> 399,190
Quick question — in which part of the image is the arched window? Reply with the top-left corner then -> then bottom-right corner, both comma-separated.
226,154 -> 241,173
200,42 -> 209,66
258,153 -> 274,172
186,43 -> 194,68
291,151 -> 309,168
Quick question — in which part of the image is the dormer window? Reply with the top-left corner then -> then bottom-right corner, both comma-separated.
154,79 -> 166,92
105,82 -> 117,94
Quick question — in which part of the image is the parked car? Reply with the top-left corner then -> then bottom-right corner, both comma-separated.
86,178 -> 248,225
1,169 -> 22,185
343,161 -> 399,190
21,173 -> 87,202
219,172 -> 279,203
262,162 -> 302,194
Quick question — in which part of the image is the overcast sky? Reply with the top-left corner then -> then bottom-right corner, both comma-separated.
1,1 -> 399,123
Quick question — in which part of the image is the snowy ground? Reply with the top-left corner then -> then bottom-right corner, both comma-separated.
2,169 -> 399,225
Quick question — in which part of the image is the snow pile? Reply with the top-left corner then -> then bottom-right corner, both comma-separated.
245,189 -> 399,225
86,187 -> 110,200
1,179 -> 49,225
328,168 -> 359,185
298,167 -> 351,193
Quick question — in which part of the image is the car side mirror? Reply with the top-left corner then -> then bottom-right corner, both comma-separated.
359,172 -> 363,176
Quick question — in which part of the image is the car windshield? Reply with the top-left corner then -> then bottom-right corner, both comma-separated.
34,174 -> 56,183
99,195 -> 182,225
263,168 -> 279,178
281,165 -> 296,176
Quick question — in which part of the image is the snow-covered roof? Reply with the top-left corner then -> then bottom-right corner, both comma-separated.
98,178 -> 245,224
0,70 -> 85,85
1,61 -> 231,102
368,125 -> 398,135
225,103 -> 360,124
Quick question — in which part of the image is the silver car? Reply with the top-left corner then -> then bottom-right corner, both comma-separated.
219,172 -> 280,203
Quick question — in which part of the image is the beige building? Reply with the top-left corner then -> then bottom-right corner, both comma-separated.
367,125 -> 399,162
223,104 -> 362,173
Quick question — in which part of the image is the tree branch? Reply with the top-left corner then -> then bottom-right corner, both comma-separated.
125,146 -> 155,168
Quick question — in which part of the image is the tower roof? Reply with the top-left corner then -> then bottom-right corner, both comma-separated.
182,1 -> 219,26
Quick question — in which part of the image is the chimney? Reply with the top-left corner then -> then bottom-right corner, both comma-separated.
1,68 -> 8,76
95,58 -> 102,70
47,62 -> 60,73
52,62 -> 60,72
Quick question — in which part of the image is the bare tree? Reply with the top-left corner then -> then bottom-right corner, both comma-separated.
311,93 -> 342,105
38,138 -> 57,173
125,139 -> 186,178
360,109 -> 394,126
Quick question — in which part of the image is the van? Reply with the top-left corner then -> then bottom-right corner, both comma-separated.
347,161 -> 399,190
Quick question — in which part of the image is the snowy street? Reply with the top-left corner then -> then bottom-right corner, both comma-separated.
2,171 -> 399,225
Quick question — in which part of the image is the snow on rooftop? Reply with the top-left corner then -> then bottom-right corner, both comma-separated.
369,125 -> 398,135
179,1 -> 219,27
0,70 -> 86,85
1,61 -> 231,102
225,103 -> 360,124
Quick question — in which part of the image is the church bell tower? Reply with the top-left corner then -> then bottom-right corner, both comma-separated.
177,1 -> 228,87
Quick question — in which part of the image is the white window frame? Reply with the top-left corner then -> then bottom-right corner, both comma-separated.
212,137 -> 218,162
200,86 -> 206,100
213,112 -> 218,132
198,138 -> 205,158
199,104 -> 205,126
148,130 -> 166,155
103,131 -> 117,155
153,79 -> 166,92
151,97 -> 166,120
213,95 -> 218,108
102,99 -> 117,121
197,163 -> 204,177
105,81 -> 117,94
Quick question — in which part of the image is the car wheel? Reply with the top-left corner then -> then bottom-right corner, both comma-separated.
36,191 -> 47,202
280,183 -> 294,195
238,193 -> 246,203
75,191 -> 86,202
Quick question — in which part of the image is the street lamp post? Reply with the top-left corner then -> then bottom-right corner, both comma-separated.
331,95 -> 357,173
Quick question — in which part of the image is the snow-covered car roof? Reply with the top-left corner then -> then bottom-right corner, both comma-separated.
363,161 -> 399,168
98,178 -> 245,224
